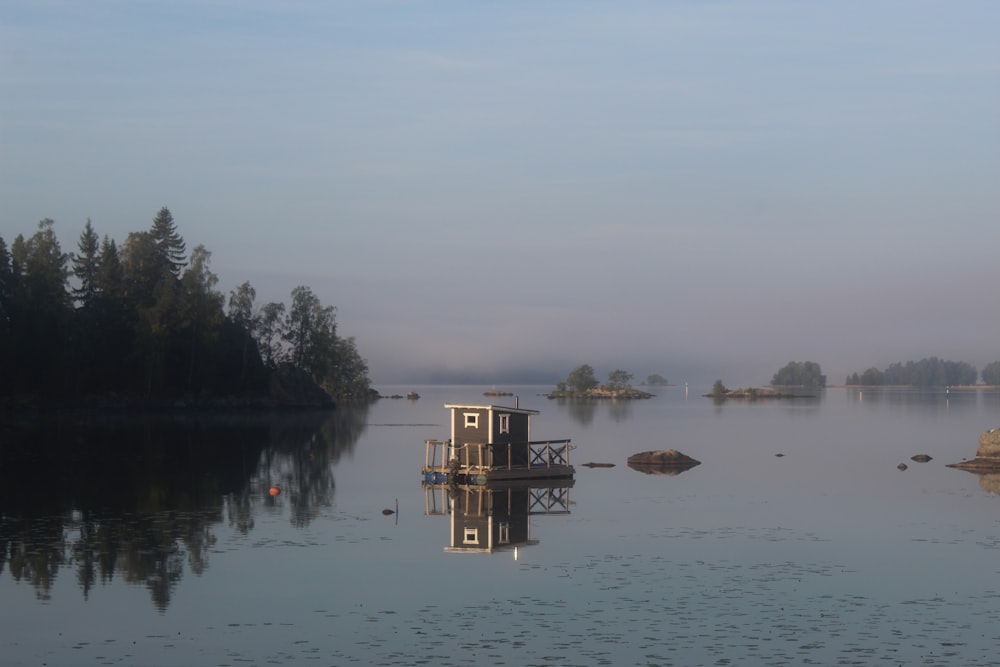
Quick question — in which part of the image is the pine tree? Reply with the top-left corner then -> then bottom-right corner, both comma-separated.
149,207 -> 187,278
95,236 -> 123,300
0,235 -> 12,322
72,219 -> 101,307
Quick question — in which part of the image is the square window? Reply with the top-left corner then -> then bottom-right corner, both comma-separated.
464,413 -> 479,428
463,527 -> 479,544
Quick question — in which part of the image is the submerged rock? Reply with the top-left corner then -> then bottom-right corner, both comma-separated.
581,462 -> 616,468
911,454 -> 933,463
897,463 -> 908,471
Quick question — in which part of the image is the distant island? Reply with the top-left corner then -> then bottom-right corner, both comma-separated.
640,373 -> 669,387
704,385 -> 804,401
845,357 -> 986,387
548,386 -> 654,400
548,364 -> 654,400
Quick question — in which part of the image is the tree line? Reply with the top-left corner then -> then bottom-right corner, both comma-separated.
0,209 -> 370,404
846,357 -> 982,387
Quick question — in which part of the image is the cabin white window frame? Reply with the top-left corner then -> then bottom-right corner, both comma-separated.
463,527 -> 479,544
498,522 -> 510,545
498,413 -> 510,434
463,412 -> 479,428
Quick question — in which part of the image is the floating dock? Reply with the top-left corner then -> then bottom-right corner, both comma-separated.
422,438 -> 575,485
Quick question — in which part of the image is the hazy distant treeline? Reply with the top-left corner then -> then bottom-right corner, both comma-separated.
846,357 -> 987,387
771,361 -> 826,388
0,209 -> 370,403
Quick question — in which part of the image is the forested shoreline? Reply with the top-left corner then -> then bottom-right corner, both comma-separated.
845,357 -> 985,388
0,209 -> 370,408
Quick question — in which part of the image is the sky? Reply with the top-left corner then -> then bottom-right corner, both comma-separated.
1,1 -> 998,387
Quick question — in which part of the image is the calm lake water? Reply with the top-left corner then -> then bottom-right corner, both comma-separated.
2,385 -> 999,666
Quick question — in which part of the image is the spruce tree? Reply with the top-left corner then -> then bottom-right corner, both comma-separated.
149,207 -> 187,278
72,218 -> 101,307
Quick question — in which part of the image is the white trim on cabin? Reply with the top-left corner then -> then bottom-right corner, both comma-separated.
443,403 -> 539,416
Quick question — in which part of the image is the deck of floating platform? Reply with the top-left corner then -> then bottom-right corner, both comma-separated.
422,438 -> 574,484
423,465 -> 576,485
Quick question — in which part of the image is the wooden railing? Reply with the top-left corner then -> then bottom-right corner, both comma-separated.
424,439 -> 573,474
527,440 -> 572,468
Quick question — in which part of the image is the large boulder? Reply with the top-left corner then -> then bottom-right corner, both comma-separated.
978,428 -> 1000,458
947,428 -> 1000,471
627,449 -> 701,475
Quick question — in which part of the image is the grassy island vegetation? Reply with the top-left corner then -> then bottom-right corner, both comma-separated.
707,379 -> 802,401
0,211 -> 371,408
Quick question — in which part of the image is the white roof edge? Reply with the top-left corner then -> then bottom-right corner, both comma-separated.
444,403 -> 540,415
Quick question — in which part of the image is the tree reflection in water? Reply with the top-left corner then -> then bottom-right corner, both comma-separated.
0,403 -> 369,610
549,397 -> 634,427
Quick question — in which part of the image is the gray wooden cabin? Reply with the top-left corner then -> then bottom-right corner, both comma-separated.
422,402 -> 574,483
446,402 -> 537,468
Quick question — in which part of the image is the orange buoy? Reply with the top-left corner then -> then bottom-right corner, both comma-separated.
269,486 -> 281,496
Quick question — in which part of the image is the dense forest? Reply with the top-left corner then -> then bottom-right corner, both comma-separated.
845,357 -> 980,387
0,209 -> 370,405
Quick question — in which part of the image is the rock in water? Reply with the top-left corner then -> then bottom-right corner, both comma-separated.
628,449 -> 700,466
628,449 -> 701,476
978,428 -> 1000,457
911,454 -> 932,463
947,428 -> 1000,471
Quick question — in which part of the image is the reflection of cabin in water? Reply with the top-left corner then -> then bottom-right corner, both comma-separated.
422,402 -> 574,484
424,481 -> 573,554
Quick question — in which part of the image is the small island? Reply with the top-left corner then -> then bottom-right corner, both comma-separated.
547,365 -> 654,400
705,375 -> 814,401
705,382 -> 801,401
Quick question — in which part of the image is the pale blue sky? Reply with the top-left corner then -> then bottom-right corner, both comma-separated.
2,1 -> 998,386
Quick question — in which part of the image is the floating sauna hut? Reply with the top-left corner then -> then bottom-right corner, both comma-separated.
422,402 -> 574,485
